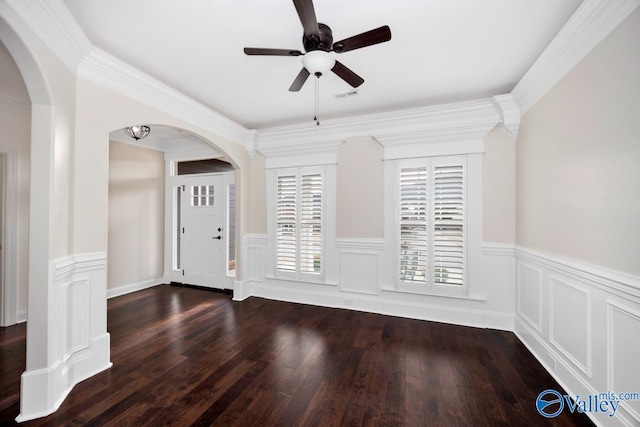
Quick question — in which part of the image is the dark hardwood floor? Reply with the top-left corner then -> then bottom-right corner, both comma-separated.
1,284 -> 594,426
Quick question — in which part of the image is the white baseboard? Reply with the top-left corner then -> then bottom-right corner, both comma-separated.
17,252 -> 111,422
16,333 -> 112,422
514,247 -> 640,427
16,309 -> 27,324
107,278 -> 164,299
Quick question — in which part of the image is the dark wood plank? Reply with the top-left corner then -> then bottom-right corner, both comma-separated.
0,284 -> 595,426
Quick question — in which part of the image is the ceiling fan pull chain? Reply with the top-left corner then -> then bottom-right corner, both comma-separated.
315,72 -> 321,126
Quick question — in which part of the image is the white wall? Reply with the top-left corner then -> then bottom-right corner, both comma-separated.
515,8 -> 640,427
108,140 -> 164,296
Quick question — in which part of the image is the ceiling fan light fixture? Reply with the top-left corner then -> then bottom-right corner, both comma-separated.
302,51 -> 335,76
124,125 -> 151,141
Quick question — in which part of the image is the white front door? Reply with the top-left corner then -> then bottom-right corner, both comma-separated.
181,175 -> 225,288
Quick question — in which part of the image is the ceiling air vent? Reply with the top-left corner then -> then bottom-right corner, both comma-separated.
335,90 -> 358,99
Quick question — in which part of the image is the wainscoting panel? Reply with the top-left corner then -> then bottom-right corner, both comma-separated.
515,247 -> 640,427
516,261 -> 543,333
240,236 -> 515,330
60,279 -> 90,363
17,252 -> 112,422
607,301 -> 640,424
234,234 -> 267,301
336,238 -> 384,296
549,275 -> 592,377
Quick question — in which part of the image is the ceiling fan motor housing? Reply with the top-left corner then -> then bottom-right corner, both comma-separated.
304,23 -> 333,52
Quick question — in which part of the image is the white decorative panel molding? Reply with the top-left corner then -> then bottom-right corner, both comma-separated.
517,262 -> 543,332
607,301 -> 640,423
549,275 -> 592,377
17,252 -> 111,422
339,252 -> 378,295
515,247 -> 640,427
61,279 -> 90,362
247,246 -> 264,282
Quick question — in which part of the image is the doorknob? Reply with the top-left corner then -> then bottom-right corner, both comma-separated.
213,236 -> 222,240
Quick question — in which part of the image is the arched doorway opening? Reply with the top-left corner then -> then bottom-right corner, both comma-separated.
107,124 -> 240,297
1,6 -> 60,422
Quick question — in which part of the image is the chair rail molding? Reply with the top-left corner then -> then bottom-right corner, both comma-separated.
514,246 -> 640,427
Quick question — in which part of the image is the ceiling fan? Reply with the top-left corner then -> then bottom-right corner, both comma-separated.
243,0 -> 392,92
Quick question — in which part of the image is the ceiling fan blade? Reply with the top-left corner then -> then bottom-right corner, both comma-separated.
331,61 -> 364,88
289,68 -> 311,92
293,0 -> 319,38
244,47 -> 302,56
332,25 -> 391,53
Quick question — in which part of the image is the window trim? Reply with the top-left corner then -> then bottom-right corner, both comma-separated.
267,165 -> 335,283
385,154 -> 483,299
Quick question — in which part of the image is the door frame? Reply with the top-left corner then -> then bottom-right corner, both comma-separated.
162,154 -> 236,290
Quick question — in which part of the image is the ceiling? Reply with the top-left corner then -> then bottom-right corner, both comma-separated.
63,1 -> 582,130
110,126 -> 221,155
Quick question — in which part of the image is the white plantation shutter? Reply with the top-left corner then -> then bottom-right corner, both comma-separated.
397,158 -> 466,292
300,174 -> 322,274
276,175 -> 297,272
399,167 -> 428,283
433,165 -> 464,286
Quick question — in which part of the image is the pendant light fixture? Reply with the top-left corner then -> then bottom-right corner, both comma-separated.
124,125 -> 151,140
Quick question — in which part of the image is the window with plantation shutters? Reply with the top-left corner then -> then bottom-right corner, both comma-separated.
275,171 -> 323,276
433,165 -> 464,287
399,167 -> 428,283
276,175 -> 297,272
300,174 -> 322,274
396,157 -> 466,294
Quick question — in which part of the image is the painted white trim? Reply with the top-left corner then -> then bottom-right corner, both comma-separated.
78,48 -> 247,145
491,95 -> 520,138
548,275 -> 593,378
261,139 -> 344,169
240,235 -> 513,330
5,0 -> 91,73
16,309 -> 27,323
606,300 -> 640,424
513,319 -> 605,427
514,247 -> 640,427
265,165 -> 336,285
481,242 -> 516,257
18,252 -> 112,422
106,278 -> 164,299
257,98 -> 504,150
516,261 -> 543,333
516,247 -> 640,300
384,154 -> 483,299
512,0 -> 640,114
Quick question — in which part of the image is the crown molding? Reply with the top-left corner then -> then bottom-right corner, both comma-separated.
6,0 -> 91,73
78,48 -> 248,145
7,0 -> 251,148
512,0 -> 640,115
491,94 -> 520,138
257,97 -> 508,153
260,139 -> 345,169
